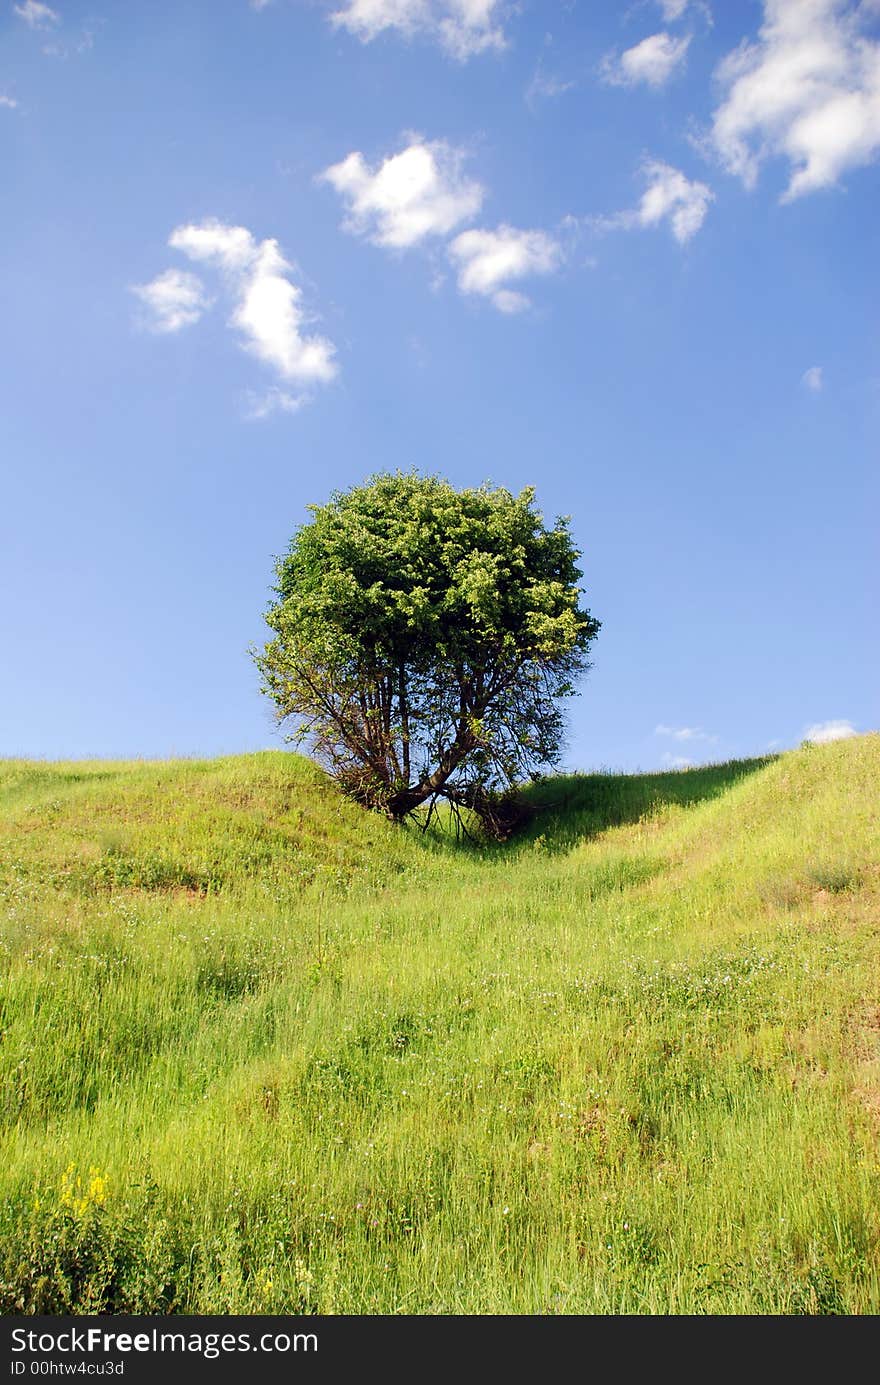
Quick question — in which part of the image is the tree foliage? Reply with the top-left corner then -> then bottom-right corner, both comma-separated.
253,472 -> 599,837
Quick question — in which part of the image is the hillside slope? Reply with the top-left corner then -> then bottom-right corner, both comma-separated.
0,736 -> 878,1313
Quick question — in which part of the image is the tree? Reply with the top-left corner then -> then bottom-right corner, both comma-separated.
253,472 -> 599,838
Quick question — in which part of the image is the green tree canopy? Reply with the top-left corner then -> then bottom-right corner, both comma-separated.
254,472 -> 599,836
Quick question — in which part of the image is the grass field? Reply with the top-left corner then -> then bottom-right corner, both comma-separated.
1,735 -> 878,1314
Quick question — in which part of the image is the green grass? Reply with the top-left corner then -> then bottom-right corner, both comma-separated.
1,737 -> 878,1314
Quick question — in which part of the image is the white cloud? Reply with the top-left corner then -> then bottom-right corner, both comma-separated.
658,0 -> 713,23
319,138 -> 484,250
711,0 -> 880,200
169,220 -> 257,273
526,60 -> 575,108
802,364 -> 824,391
131,269 -> 211,334
13,0 -> 59,27
0,94 -> 18,108
635,161 -> 713,240
602,32 -> 691,88
42,24 -> 95,58
447,224 -> 563,311
234,244 -> 337,383
169,219 -> 337,386
242,387 -> 306,420
329,0 -> 508,60
136,220 -> 336,403
803,719 -> 858,743
601,160 -> 713,243
320,142 -> 562,313
662,752 -> 694,768
656,724 -> 718,742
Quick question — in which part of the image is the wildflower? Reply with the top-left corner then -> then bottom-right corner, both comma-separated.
88,1168 -> 108,1206
59,1163 -> 109,1218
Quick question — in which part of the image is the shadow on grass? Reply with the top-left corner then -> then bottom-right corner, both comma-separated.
510,757 -> 777,853
404,757 -> 777,859
404,758 -> 777,858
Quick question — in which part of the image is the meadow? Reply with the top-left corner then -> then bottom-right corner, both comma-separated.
0,735 -> 878,1314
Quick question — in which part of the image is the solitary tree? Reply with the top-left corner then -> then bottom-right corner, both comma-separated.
254,473 -> 599,837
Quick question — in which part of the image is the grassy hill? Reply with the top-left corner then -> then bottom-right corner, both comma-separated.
1,736 -> 878,1313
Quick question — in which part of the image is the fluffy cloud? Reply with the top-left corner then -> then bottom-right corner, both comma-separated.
329,0 -> 507,60
134,220 -> 336,409
447,224 -> 562,311
131,269 -> 211,334
168,220 -> 257,273
634,161 -> 713,240
803,719 -> 858,743
13,0 -> 59,26
169,220 -> 337,386
802,364 -> 824,390
602,32 -> 691,88
656,724 -> 718,742
711,0 -> 880,200
602,160 -> 713,243
320,138 -> 484,249
321,140 -> 562,314
662,752 -> 694,768
0,94 -> 18,108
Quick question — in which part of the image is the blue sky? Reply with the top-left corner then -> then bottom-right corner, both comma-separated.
1,0 -> 877,772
